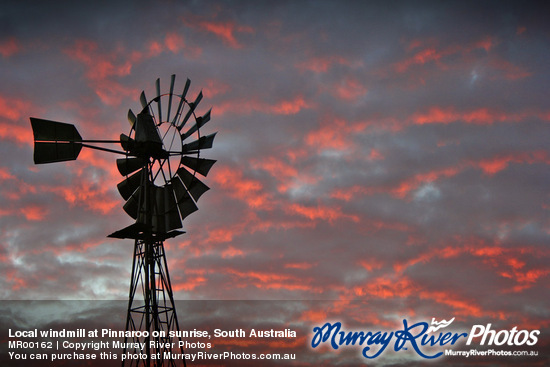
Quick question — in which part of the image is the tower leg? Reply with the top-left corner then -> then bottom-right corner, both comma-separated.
122,238 -> 186,366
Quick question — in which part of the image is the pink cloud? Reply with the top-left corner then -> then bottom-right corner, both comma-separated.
395,47 -> 443,73
63,33 -> 200,106
351,274 -> 492,317
159,32 -> 202,57
63,40 -> 139,106
353,276 -> 417,298
147,40 -> 163,57
331,149 -> 550,202
0,169 -> 37,202
358,258 -> 384,272
65,40 -> 132,80
203,79 -> 231,98
488,58 -> 532,80
391,166 -> 460,198
330,185 -> 377,202
0,96 -> 35,146
40,150 -> 120,215
470,36 -> 495,53
206,228 -> 236,244
46,184 -> 118,215
223,267 -> 323,293
392,35 -> 534,85
251,156 -> 319,194
172,269 -> 207,291
393,36 -> 495,73
164,32 -> 185,53
369,148 -> 384,160
393,151 -> 549,197
392,239 -> 550,295
0,204 -> 49,222
270,95 -> 310,115
5,270 -> 28,291
411,106 -> 550,125
332,77 -> 367,102
305,117 -> 369,152
20,205 -> 49,221
185,18 -> 254,49
0,37 -> 21,57
475,151 -> 550,176
215,95 -> 312,117
0,121 -> 33,147
211,165 -> 274,210
285,262 -> 315,270
296,55 -> 363,73
0,167 -> 15,181
286,203 -> 359,223
252,157 -> 298,180
221,246 -> 244,258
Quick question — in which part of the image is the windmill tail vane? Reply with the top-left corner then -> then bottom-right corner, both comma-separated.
30,74 -> 217,367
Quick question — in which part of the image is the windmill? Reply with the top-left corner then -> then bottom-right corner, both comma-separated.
30,75 -> 216,366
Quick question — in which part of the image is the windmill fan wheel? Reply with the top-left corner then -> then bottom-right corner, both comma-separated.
113,75 -> 217,239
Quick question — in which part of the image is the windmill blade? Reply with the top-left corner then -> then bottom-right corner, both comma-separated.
127,109 -> 136,127
172,177 -> 198,220
151,185 -> 185,234
133,112 -> 166,159
123,187 -> 141,219
30,118 -> 83,164
155,78 -> 162,123
139,91 -> 148,111
178,90 -> 203,131
163,183 -> 183,232
181,132 -> 217,154
120,133 -> 136,153
176,167 -> 210,202
181,108 -> 211,140
135,112 -> 163,145
171,78 -> 190,125
152,186 -> 166,234
116,157 -> 146,176
117,169 -> 143,200
166,74 -> 176,123
180,156 -> 216,177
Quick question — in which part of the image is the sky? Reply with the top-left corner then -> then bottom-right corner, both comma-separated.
0,0 -> 549,365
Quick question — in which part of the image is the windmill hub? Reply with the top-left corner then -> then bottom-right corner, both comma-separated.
134,111 -> 169,159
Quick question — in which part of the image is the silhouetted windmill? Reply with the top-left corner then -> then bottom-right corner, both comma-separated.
31,75 -> 216,366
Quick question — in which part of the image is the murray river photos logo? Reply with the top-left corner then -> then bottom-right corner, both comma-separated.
311,317 -> 540,359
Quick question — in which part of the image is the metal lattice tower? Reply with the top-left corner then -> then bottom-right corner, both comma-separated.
31,75 -> 217,367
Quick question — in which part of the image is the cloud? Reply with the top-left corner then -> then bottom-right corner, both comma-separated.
393,36 -> 495,73
0,96 -> 34,146
296,55 -> 363,73
0,37 -> 21,57
332,77 -> 368,102
212,165 -> 274,210
286,203 -> 359,224
411,106 -> 549,125
215,95 -> 312,117
62,40 -> 137,106
184,18 -> 254,49
305,117 -> 369,152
